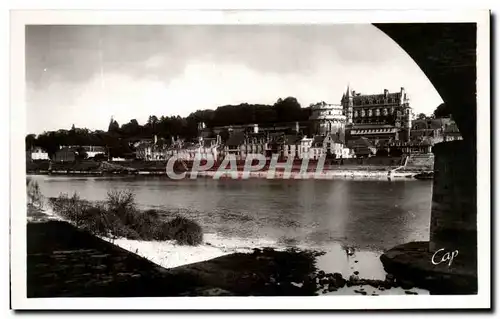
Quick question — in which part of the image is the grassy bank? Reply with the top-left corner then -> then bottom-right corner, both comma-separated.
48,190 -> 203,246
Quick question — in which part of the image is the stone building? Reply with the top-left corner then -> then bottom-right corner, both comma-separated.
297,134 -> 352,160
210,121 -> 308,137
342,86 -> 412,144
411,116 -> 462,145
53,147 -> 76,162
282,135 -> 302,160
309,101 -> 346,140
30,147 -> 49,161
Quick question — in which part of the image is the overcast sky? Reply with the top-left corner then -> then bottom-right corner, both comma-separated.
26,24 -> 443,134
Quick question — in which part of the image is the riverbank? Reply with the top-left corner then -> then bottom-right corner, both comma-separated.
28,167 -> 425,179
30,207 -> 428,296
26,158 -> 432,179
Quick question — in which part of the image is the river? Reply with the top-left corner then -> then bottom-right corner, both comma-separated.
30,175 -> 432,253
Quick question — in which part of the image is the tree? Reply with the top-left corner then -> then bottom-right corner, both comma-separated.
25,134 -> 36,151
433,103 -> 452,118
417,113 -> 427,120
120,119 -> 141,137
220,128 -> 230,143
376,149 -> 389,157
36,132 -> 60,158
148,115 -> 158,126
75,147 -> 88,160
274,96 -> 302,122
108,118 -> 120,134
389,148 -> 403,157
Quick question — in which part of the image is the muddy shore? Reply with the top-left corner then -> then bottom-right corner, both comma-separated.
27,208 -> 428,297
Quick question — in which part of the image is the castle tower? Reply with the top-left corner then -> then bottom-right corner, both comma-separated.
397,87 -> 412,141
341,85 -> 354,124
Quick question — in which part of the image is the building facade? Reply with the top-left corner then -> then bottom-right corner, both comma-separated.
411,117 -> 462,145
342,86 -> 412,144
297,134 -> 352,160
309,101 -> 346,139
30,147 -> 50,161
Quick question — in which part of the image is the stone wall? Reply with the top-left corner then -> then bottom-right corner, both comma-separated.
406,153 -> 435,170
429,141 -> 477,263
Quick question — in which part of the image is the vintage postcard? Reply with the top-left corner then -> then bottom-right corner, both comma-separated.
10,9 -> 490,310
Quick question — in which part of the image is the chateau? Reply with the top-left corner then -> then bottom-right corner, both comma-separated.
341,86 -> 412,144
133,86 -> 459,161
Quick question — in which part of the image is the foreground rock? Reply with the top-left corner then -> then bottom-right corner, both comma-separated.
380,241 -> 477,294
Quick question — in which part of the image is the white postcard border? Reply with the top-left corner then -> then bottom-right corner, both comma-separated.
10,9 -> 491,310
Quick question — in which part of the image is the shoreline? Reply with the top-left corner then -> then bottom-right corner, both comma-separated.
27,169 -> 425,179
30,207 -> 429,296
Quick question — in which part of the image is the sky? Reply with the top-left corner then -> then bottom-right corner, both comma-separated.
26,24 -> 443,134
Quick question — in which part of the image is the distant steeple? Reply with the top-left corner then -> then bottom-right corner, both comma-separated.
346,84 -> 351,98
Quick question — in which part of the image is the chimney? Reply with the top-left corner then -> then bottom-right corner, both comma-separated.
384,89 -> 389,97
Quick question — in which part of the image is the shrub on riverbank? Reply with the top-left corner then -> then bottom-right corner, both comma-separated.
27,178 -> 43,208
161,216 -> 203,245
48,190 -> 203,246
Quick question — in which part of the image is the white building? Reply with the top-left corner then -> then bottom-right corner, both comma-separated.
58,145 -> 106,159
167,136 -> 221,161
299,136 -> 314,159
31,147 -> 49,160
83,146 -> 106,158
299,135 -> 353,160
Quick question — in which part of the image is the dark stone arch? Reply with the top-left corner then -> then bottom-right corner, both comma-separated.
375,23 -> 480,294
373,23 -> 477,144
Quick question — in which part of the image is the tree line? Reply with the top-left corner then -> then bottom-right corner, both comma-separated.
26,97 -> 310,158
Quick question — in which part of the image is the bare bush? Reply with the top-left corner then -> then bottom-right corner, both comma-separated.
48,190 -> 204,246
26,178 -> 43,208
162,216 -> 203,246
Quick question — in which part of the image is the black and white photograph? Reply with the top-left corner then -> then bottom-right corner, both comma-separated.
9,9 -> 491,310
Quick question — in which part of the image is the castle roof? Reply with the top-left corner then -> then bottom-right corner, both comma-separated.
352,92 -> 401,101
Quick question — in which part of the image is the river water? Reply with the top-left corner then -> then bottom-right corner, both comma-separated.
30,175 -> 432,253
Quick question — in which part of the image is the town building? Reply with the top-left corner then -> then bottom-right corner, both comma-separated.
346,137 -> 377,158
298,134 -> 352,160
342,86 -> 412,144
58,145 -> 107,159
282,135 -> 302,160
135,142 -> 167,161
210,121 -> 308,137
30,147 -> 49,161
411,116 -> 462,145
82,146 -> 106,159
161,136 -> 221,161
218,131 -> 299,161
53,147 -> 76,162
